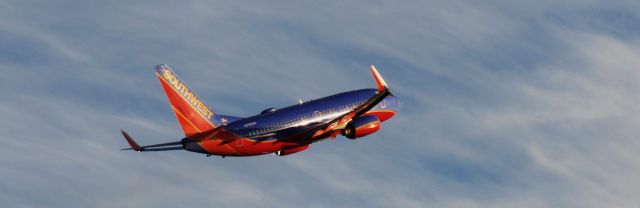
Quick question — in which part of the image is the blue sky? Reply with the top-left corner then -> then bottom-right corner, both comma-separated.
1,1 -> 640,207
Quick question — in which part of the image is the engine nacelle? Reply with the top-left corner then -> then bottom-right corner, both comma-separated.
342,115 -> 381,139
275,145 -> 309,156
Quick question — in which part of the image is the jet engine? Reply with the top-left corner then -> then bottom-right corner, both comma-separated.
275,145 -> 309,156
342,115 -> 381,139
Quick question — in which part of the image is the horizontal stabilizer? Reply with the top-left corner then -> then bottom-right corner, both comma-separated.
136,146 -> 183,151
120,130 -> 183,152
121,129 -> 142,152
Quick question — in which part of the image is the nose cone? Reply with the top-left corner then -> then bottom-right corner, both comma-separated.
369,94 -> 400,122
384,94 -> 400,110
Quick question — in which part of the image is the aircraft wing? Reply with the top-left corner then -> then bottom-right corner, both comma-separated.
308,65 -> 391,140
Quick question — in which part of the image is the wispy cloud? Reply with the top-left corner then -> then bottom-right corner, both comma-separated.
1,1 -> 640,207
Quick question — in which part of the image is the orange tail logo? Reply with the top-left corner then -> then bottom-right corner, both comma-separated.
155,65 -> 216,136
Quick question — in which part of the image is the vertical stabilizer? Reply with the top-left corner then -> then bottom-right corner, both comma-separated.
155,65 -> 218,136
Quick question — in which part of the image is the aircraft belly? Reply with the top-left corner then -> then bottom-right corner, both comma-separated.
190,138 -> 301,156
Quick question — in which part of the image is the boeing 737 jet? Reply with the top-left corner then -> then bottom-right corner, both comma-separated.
121,65 -> 399,157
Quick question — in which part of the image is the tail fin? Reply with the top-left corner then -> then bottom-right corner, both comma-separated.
155,65 -> 232,136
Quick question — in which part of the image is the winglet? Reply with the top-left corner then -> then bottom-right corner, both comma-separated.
121,129 -> 143,152
370,65 -> 388,92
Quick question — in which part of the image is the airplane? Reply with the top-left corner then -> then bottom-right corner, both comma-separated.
121,64 -> 399,157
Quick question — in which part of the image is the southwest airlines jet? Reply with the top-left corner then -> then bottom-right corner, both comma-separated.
121,65 -> 399,157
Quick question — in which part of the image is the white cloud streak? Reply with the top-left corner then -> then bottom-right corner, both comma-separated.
1,1 -> 640,208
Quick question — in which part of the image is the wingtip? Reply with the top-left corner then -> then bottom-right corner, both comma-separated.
369,65 -> 388,92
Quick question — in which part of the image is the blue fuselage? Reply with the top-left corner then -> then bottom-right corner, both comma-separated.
225,89 -> 399,142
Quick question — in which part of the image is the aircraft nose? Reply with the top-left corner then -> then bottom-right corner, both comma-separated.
385,94 -> 401,110
368,94 -> 400,122
372,93 -> 400,111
